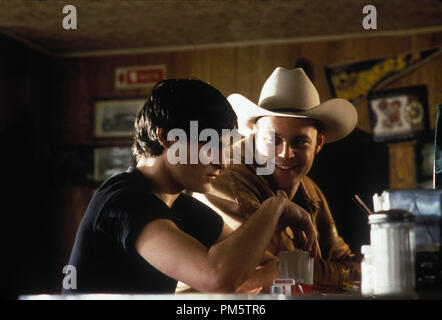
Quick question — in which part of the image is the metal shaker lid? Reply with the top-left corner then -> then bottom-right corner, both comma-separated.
368,209 -> 415,224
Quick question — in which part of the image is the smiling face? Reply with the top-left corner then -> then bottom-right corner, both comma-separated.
254,116 -> 325,197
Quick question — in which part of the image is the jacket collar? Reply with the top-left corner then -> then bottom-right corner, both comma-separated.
299,178 -> 321,211
242,162 -> 322,210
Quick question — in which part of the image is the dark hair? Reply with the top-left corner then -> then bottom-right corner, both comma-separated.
132,79 -> 237,161
311,118 -> 325,134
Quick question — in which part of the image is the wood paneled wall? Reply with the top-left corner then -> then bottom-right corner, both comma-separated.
39,31 -> 442,291
54,33 -> 442,146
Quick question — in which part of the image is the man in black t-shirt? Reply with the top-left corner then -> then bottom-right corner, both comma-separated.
64,79 -> 320,294
65,167 -> 224,293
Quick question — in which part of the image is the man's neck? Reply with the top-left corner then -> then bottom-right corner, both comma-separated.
286,181 -> 301,200
136,157 -> 182,208
152,191 -> 180,208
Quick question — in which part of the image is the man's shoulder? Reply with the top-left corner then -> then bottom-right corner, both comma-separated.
218,163 -> 268,183
92,169 -> 165,217
212,164 -> 271,194
97,168 -> 152,197
99,167 -> 145,189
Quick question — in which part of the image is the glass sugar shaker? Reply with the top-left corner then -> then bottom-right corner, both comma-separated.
369,210 -> 416,296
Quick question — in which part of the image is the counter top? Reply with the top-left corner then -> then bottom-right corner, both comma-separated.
18,291 -> 442,300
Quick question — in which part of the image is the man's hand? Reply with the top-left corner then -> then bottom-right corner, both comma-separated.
275,190 -> 322,260
235,259 -> 278,294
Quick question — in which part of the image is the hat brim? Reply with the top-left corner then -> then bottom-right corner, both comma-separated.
228,93 -> 358,143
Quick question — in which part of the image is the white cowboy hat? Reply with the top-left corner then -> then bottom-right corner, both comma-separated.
228,67 -> 358,143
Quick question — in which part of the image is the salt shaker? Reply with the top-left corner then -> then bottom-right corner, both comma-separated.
369,210 -> 416,296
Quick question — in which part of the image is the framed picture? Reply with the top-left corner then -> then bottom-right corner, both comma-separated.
93,146 -> 135,181
94,98 -> 145,137
368,85 -> 428,142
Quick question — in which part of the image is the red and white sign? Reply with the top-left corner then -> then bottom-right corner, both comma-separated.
115,65 -> 166,89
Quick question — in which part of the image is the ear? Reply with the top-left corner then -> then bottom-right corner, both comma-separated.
315,132 -> 325,154
156,128 -> 173,149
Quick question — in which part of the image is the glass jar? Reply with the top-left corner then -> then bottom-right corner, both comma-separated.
369,210 -> 415,296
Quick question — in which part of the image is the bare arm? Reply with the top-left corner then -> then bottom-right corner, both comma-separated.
235,258 -> 279,294
215,224 -> 280,294
135,194 -> 318,293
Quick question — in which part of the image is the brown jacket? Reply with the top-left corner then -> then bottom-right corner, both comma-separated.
204,160 -> 361,288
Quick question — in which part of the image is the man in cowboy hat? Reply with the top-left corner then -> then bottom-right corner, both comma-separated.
195,67 -> 362,289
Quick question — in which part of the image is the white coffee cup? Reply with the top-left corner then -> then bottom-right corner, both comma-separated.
277,251 -> 314,285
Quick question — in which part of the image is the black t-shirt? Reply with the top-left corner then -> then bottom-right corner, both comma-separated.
63,167 -> 224,294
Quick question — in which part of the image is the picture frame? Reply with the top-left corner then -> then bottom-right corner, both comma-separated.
94,98 -> 146,137
93,146 -> 135,181
368,85 -> 429,142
